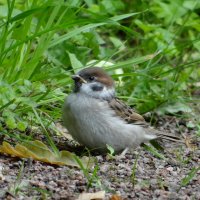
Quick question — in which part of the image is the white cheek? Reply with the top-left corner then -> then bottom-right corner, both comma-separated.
80,83 -> 114,100
80,83 -> 93,94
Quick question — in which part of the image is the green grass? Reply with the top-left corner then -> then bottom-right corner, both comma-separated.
0,0 -> 200,193
0,0 -> 199,144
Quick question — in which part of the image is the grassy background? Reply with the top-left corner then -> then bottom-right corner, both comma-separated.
0,0 -> 200,148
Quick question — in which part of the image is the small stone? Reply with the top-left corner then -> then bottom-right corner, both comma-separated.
49,180 -> 57,187
171,171 -> 177,176
166,166 -> 173,172
150,179 -> 157,185
38,181 -> 46,189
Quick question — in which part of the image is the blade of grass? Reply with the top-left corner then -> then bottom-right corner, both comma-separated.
32,107 -> 58,154
50,12 -> 142,47
142,143 -> 166,160
131,153 -> 139,186
180,167 -> 200,188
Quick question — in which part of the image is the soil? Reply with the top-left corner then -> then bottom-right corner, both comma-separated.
0,116 -> 200,200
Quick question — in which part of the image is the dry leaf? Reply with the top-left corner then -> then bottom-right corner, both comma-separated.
183,135 -> 198,151
109,195 -> 123,200
0,140 -> 92,168
77,191 -> 105,200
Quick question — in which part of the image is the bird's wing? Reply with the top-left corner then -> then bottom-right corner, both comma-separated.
107,98 -> 183,142
108,98 -> 148,126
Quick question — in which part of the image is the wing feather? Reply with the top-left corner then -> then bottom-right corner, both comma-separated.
108,98 -> 146,124
107,98 -> 182,142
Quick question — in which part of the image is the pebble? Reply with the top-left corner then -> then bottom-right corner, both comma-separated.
0,116 -> 198,199
150,178 -> 157,185
166,166 -> 173,172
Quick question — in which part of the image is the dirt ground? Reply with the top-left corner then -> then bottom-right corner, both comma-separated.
0,116 -> 200,200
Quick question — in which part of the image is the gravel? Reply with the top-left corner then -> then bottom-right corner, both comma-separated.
0,116 -> 199,200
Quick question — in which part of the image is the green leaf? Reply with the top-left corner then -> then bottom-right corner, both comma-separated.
50,12 -> 141,47
67,52 -> 83,73
9,7 -> 43,23
158,102 -> 192,115
17,121 -> 27,131
106,144 -> 115,156
106,52 -> 160,70
5,117 -> 17,129
186,121 -> 196,129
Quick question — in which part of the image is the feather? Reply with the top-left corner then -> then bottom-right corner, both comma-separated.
108,98 -> 145,124
107,98 -> 183,143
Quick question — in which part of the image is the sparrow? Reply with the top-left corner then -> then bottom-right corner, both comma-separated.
63,67 -> 182,153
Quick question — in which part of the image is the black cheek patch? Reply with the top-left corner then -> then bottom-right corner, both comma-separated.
91,84 -> 104,91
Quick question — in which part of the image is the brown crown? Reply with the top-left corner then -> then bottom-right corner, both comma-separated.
78,67 -> 114,87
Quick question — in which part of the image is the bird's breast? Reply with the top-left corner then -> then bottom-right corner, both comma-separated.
63,93 -> 113,149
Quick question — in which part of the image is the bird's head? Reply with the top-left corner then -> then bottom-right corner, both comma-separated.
71,67 -> 115,100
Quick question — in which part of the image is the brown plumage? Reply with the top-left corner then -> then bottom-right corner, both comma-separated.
108,98 -> 145,124
78,67 -> 114,87
63,66 -> 184,153
107,97 -> 183,143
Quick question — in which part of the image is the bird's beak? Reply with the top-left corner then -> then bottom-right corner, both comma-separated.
71,75 -> 87,83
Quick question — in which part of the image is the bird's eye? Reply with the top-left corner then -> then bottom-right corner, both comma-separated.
88,76 -> 95,81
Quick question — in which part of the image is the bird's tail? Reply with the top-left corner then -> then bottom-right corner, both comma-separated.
156,132 -> 184,143
146,127 -> 184,143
